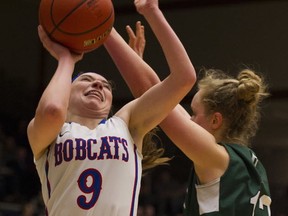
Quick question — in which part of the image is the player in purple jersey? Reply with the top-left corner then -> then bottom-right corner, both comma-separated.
27,0 -> 196,215
113,2 -> 272,214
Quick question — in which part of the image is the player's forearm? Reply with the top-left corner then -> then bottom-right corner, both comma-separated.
142,7 -> 196,86
36,57 -> 74,118
104,28 -> 160,98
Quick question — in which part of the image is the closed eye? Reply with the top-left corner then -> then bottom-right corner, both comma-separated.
103,83 -> 112,91
105,80 -> 113,91
79,75 -> 93,82
81,77 -> 91,81
78,74 -> 112,91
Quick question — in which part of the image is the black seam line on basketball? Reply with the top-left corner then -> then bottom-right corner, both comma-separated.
49,0 -> 88,37
55,9 -> 114,36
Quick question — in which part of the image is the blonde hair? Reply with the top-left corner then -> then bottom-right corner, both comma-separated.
108,85 -> 170,173
198,68 -> 269,145
141,127 -> 171,173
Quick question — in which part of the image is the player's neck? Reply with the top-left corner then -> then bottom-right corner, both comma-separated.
67,114 -> 106,129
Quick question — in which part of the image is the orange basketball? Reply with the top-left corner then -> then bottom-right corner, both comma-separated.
39,0 -> 115,53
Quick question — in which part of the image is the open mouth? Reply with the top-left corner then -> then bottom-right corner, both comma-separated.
85,90 -> 104,102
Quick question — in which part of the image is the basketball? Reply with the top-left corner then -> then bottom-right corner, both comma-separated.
39,0 -> 115,53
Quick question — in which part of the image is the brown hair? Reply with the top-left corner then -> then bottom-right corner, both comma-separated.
198,68 -> 269,145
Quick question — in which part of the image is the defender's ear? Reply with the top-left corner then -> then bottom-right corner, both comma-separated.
210,112 -> 223,130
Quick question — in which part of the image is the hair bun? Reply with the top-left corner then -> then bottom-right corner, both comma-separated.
237,69 -> 263,103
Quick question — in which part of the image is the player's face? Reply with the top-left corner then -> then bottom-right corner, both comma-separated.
190,90 -> 213,133
69,72 -> 113,117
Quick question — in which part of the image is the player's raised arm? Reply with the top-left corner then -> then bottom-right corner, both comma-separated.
104,0 -> 196,140
27,26 -> 83,160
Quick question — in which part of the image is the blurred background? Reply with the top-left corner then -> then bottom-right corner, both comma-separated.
0,0 -> 287,215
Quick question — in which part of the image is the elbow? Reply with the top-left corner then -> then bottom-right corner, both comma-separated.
36,103 -> 67,123
183,67 -> 197,90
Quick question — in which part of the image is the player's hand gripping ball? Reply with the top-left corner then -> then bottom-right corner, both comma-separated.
39,0 -> 115,53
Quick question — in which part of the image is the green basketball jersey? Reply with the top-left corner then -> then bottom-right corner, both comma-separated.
183,143 -> 271,216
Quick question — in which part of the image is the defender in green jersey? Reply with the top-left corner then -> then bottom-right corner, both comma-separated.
114,14 -> 271,215
184,143 -> 271,215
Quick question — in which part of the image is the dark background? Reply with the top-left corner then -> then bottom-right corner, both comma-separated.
0,0 -> 287,215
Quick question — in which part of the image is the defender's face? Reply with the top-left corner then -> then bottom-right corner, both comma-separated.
190,90 -> 212,132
